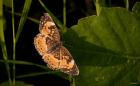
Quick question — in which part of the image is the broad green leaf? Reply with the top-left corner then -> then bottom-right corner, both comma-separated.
0,81 -> 33,86
62,3 -> 140,86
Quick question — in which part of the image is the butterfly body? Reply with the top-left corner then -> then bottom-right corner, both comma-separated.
34,13 -> 79,75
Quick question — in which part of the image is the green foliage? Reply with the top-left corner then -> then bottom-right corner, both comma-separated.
0,0 -> 12,85
15,0 -> 32,43
1,0 -> 140,86
62,3 -> 140,86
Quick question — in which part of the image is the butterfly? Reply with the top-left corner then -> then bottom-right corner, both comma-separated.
34,13 -> 79,75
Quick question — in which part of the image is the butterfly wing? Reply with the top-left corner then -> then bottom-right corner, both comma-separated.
34,13 -> 60,56
34,13 -> 79,75
34,33 -> 47,56
59,46 -> 79,75
34,33 -> 58,56
39,13 -> 60,42
42,46 -> 79,75
42,46 -> 60,70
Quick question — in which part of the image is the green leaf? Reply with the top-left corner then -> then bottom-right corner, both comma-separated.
15,0 -> 32,43
0,1 -> 12,85
0,81 -> 33,86
62,3 -> 140,86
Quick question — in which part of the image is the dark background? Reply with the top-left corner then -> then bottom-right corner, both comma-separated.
0,0 -> 138,86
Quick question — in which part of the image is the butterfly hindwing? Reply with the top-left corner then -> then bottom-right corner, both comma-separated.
34,33 -> 47,56
42,45 -> 79,75
42,47 -> 60,70
59,46 -> 79,75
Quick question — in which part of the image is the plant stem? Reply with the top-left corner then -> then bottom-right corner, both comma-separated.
63,0 -> 66,26
94,0 -> 101,16
12,0 -> 16,85
124,0 -> 129,10
62,0 -> 67,33
69,75 -> 75,86
0,0 -> 12,85
94,0 -> 106,16
15,0 -> 32,43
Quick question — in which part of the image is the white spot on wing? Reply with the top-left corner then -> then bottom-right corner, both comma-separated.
50,22 -> 55,26
70,60 -> 74,65
46,22 -> 55,27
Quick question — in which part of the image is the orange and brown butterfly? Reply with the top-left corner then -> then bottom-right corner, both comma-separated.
34,13 -> 79,75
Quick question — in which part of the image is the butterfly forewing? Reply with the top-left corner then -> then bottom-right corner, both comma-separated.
39,13 -> 60,42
